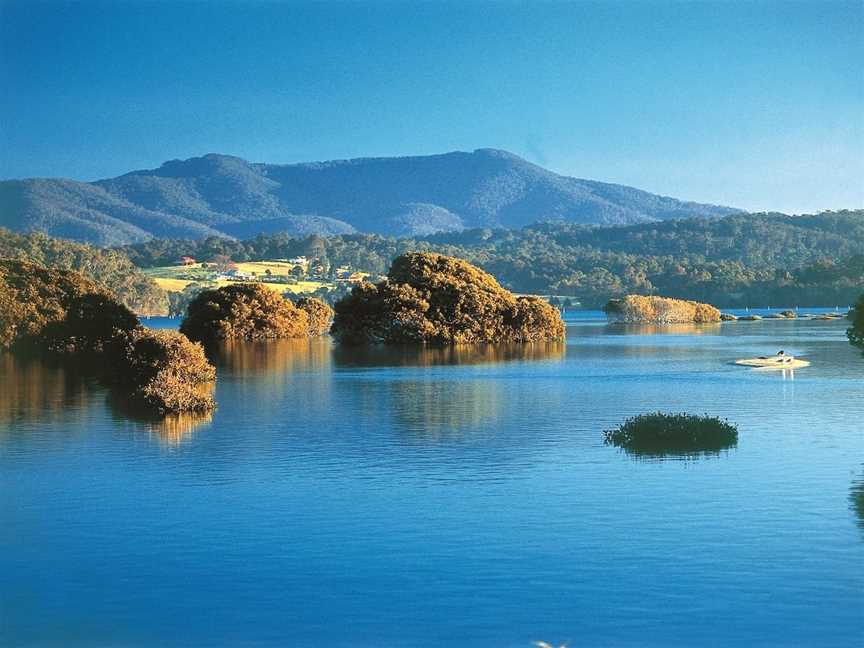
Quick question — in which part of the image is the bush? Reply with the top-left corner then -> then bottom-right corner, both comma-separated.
604,295 -> 721,323
0,259 -> 216,416
180,283 -> 315,341
848,294 -> 863,355
294,296 -> 334,336
110,329 -> 216,414
0,258 -> 139,354
603,412 -> 738,456
331,252 -> 565,344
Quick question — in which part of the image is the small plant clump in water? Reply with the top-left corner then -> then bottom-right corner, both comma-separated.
604,412 -> 738,456
331,252 -> 565,344
109,329 -> 216,415
180,283 -> 332,342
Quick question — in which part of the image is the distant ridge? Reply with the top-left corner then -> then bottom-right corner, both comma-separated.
0,149 -> 742,245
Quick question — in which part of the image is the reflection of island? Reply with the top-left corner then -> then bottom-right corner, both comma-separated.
604,412 -> 738,461
333,341 -> 565,368
145,411 -> 214,446
210,338 -> 332,375
0,353 -> 91,428
387,379 -> 504,440
107,393 -> 213,446
605,322 -> 722,336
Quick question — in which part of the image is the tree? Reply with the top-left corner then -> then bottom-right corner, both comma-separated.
110,329 -> 215,414
180,284 -> 326,342
294,297 -> 334,336
0,258 -> 138,354
331,252 -> 564,344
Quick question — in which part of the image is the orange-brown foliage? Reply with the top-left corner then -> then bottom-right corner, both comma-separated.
332,252 -> 565,344
605,295 -> 721,323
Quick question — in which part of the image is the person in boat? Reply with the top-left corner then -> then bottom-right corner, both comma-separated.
757,350 -> 792,362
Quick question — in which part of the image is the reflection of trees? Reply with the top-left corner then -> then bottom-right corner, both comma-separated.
613,444 -> 737,461
605,322 -> 722,336
145,411 -> 213,446
210,338 -> 332,375
106,394 -> 213,446
333,341 -> 565,368
0,352 -> 91,428
387,379 -> 504,441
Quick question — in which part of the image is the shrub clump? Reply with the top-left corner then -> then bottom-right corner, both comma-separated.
604,412 -> 738,456
848,294 -> 863,355
295,296 -> 335,336
0,258 -> 139,354
604,295 -> 721,324
331,252 -> 565,344
0,258 -> 216,416
110,329 -> 216,415
180,283 -> 330,342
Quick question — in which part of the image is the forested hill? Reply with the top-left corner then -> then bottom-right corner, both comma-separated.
0,149 -> 739,245
119,210 -> 864,308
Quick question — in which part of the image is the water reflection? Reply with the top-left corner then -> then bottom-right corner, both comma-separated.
210,338 -> 332,375
107,394 -> 214,446
0,352 -> 92,428
145,411 -> 214,446
388,379 -> 504,440
613,444 -> 738,462
604,322 -> 722,336
333,341 -> 565,368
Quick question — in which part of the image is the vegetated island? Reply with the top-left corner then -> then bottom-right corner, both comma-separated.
604,412 -> 738,457
179,283 -> 333,342
603,295 -> 721,324
0,258 -> 214,415
330,252 -> 566,344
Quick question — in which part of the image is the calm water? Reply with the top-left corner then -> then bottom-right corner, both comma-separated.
1,312 -> 862,647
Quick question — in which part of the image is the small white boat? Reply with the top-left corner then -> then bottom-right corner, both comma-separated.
735,357 -> 810,369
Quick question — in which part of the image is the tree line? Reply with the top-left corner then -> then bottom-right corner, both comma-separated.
118,210 -> 864,308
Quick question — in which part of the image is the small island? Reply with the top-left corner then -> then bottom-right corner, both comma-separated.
331,252 -> 565,344
604,295 -> 721,324
180,284 -> 334,342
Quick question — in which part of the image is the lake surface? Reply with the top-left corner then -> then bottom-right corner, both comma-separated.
2,311 -> 862,647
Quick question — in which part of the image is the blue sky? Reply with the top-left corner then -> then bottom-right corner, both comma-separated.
1,0 -> 861,213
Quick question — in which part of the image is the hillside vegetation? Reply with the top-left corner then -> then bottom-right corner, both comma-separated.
332,252 -> 565,344
0,149 -> 738,244
119,210 -> 864,308
0,228 -> 168,315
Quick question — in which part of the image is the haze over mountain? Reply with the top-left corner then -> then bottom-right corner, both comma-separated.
0,149 -> 742,246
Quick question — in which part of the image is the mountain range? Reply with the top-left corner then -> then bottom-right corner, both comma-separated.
0,149 -> 742,246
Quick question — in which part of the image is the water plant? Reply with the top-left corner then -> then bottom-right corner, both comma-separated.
604,412 -> 738,457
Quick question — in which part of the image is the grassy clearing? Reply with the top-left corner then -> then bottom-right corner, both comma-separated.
145,262 -> 334,295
